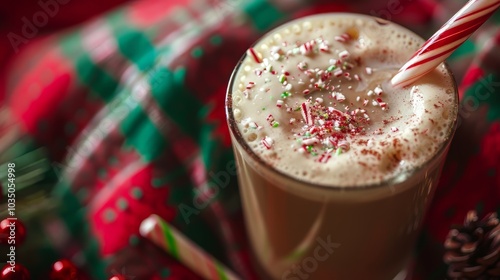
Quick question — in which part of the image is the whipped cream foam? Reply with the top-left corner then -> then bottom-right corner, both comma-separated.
230,13 -> 457,187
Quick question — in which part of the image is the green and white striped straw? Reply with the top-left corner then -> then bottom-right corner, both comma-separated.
140,214 -> 242,280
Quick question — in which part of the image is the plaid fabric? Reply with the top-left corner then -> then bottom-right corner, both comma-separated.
1,0 -> 499,279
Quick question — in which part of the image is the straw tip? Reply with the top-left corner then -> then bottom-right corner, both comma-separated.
139,215 -> 159,236
390,72 -> 406,88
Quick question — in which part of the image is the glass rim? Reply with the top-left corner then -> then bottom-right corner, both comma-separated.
225,13 -> 459,192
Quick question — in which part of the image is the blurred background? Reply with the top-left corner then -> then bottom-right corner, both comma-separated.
0,0 -> 131,101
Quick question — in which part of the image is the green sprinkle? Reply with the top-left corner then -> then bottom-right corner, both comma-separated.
306,146 -> 313,152
327,65 -> 336,72
305,132 -> 311,136
294,107 -> 301,111
336,147 -> 343,156
262,107 -> 266,111
272,122 -> 279,128
311,152 -> 318,156
281,91 -> 291,98
279,74 -> 287,83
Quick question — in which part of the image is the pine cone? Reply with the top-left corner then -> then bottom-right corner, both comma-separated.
444,211 -> 500,279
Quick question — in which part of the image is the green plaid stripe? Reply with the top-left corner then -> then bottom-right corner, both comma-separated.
149,67 -> 205,142
449,39 -> 476,60
116,28 -> 158,72
76,54 -> 121,102
120,106 -> 168,162
60,30 -> 122,102
243,0 -> 286,31
463,73 -> 500,121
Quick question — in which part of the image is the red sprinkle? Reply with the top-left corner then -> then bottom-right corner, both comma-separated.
300,41 -> 315,55
334,33 -> 351,43
318,153 -> 332,163
301,102 -> 313,126
261,136 -> 273,149
249,121 -> 260,129
338,140 -> 350,151
319,42 -> 329,52
266,114 -> 275,125
297,61 -> 308,70
247,48 -> 262,63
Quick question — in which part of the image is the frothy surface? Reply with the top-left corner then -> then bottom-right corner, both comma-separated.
230,14 -> 457,187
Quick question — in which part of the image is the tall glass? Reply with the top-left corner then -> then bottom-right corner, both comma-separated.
226,14 -> 458,280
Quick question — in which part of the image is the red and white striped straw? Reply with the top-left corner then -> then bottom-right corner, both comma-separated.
391,0 -> 500,87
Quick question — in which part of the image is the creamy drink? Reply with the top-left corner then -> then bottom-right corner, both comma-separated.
226,13 -> 458,280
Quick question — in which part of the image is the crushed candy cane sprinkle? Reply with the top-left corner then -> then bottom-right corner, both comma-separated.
230,15 -> 457,186
238,34 -> 392,162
